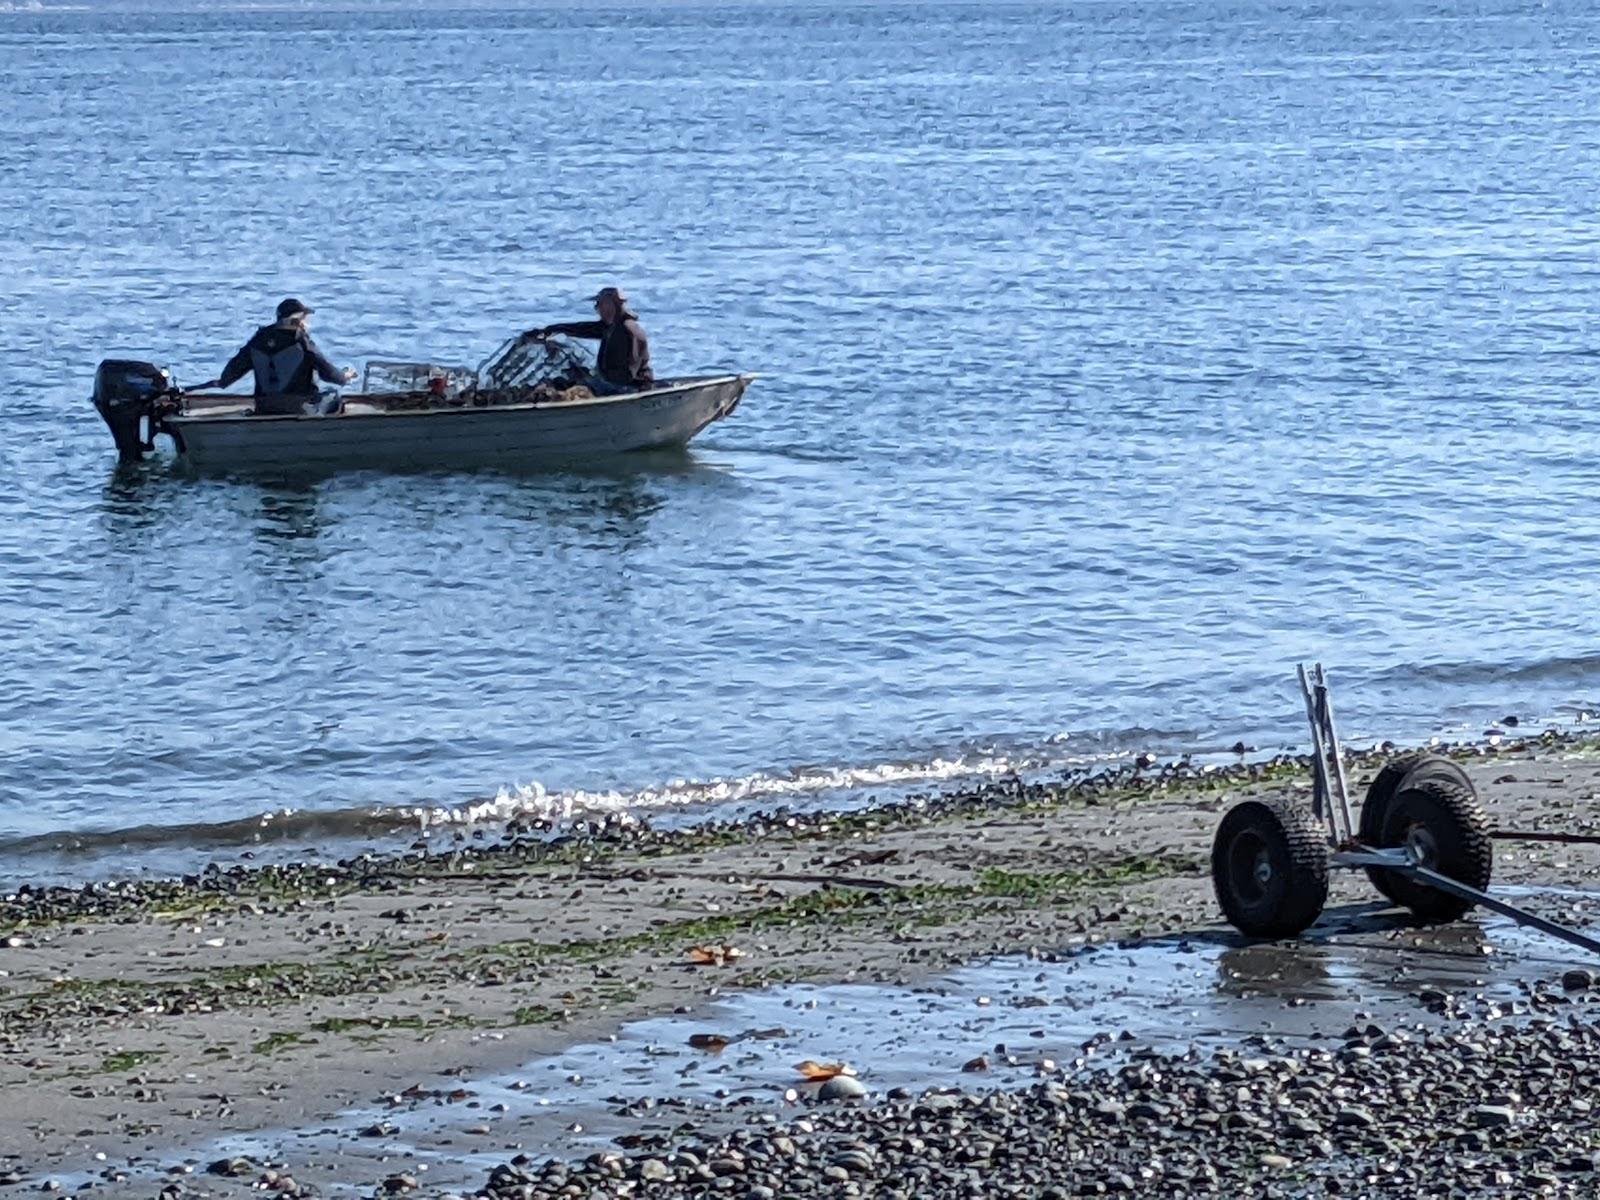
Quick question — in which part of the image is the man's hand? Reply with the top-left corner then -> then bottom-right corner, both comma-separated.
342,367 -> 358,383
520,327 -> 547,343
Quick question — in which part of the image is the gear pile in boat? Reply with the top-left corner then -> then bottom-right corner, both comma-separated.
359,333 -> 601,410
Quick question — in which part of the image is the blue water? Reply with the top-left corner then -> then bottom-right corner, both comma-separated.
3,0 -> 1600,876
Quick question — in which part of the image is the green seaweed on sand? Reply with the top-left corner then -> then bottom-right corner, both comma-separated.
0,850 -> 1211,1042
311,1014 -> 428,1034
510,1003 -> 564,1026
251,1030 -> 311,1056
98,1049 -> 164,1073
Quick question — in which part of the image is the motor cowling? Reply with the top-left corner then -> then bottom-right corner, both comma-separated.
92,359 -> 177,460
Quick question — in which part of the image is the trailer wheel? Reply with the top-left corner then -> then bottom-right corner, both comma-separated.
1359,754 -> 1474,904
1212,798 -> 1329,938
1368,777 -> 1493,922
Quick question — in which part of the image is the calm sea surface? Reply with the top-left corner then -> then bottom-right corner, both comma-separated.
3,0 -> 1600,880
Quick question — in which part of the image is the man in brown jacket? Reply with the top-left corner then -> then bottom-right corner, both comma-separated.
523,286 -> 654,392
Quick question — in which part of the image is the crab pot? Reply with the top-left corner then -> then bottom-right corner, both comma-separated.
1211,797 -> 1329,938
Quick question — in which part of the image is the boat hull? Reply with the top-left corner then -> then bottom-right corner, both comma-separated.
164,375 -> 750,472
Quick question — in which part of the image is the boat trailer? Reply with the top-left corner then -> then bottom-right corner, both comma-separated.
1211,664 -> 1600,957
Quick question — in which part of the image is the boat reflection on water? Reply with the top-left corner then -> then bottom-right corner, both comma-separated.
97,445 -> 736,557
87,443 -> 744,655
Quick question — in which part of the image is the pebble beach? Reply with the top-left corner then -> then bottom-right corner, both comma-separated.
7,736 -> 1600,1197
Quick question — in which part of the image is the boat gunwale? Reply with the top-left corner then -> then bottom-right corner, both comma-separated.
166,373 -> 755,428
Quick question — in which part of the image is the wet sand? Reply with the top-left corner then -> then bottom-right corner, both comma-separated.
5,738 -> 1600,1196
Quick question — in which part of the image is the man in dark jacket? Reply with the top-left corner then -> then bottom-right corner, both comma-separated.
524,287 -> 654,392
203,299 -> 357,414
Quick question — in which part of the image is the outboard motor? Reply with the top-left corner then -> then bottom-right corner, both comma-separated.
92,359 -> 178,460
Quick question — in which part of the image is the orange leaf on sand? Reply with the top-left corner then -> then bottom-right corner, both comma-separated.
688,1034 -> 731,1052
795,1060 -> 856,1080
685,944 -> 745,966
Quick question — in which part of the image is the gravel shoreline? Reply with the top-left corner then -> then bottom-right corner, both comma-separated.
0,732 -> 1563,929
469,982 -> 1600,1200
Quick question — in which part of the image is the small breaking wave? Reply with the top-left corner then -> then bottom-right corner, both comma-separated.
401,725 -> 1211,831
404,751 -> 1075,831
0,734 -> 1182,874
